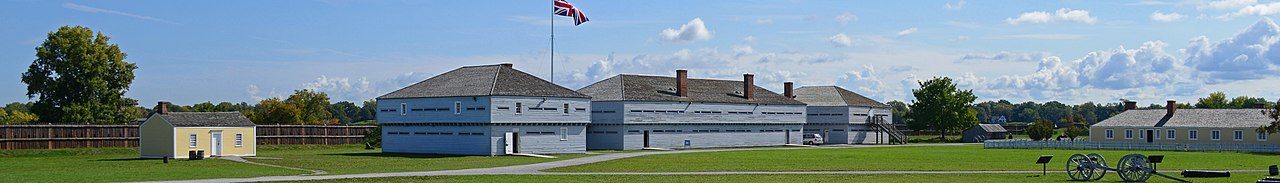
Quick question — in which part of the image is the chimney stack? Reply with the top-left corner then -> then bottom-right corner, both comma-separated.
1123,101 -> 1137,110
783,82 -> 794,98
1255,102 -> 1267,109
676,70 -> 688,97
157,101 -> 170,114
499,63 -> 513,68
743,74 -> 755,100
1166,100 -> 1177,116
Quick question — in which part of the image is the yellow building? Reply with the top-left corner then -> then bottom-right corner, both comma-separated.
140,102 -> 256,159
1091,100 -> 1278,146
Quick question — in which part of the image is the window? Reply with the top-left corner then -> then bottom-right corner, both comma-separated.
560,127 -> 568,141
235,134 -> 243,146
400,103 -> 407,115
454,102 -> 462,114
1211,130 -> 1221,141
1259,132 -> 1269,141
189,134 -> 198,147
1124,129 -> 1133,139
1189,130 -> 1199,140
1105,129 -> 1114,139
1234,130 -> 1243,141
563,103 -> 570,114
1167,130 -> 1175,140
515,103 -> 522,114
1138,129 -> 1145,139
1155,129 -> 1161,139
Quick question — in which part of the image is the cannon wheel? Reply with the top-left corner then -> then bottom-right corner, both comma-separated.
1087,153 -> 1107,181
1116,154 -> 1152,182
1066,154 -> 1094,181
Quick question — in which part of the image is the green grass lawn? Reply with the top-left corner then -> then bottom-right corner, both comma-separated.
547,144 -> 1280,172
0,147 -> 307,183
269,172 -> 1274,183
245,144 -> 594,175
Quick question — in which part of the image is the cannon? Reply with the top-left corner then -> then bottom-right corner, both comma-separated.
1066,153 -> 1190,182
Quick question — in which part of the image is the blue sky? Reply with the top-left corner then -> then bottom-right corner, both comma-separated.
3,0 -> 1280,106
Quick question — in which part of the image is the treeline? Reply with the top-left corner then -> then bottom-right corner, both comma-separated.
0,102 -> 40,124
158,89 -> 378,125
888,91 -> 1275,126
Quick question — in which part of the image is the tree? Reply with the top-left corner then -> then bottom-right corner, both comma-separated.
362,125 -> 382,148
1026,118 -> 1056,141
357,100 -> 378,123
1259,99 -> 1280,134
1062,114 -> 1088,141
193,102 -> 223,112
329,101 -> 361,124
1195,92 -> 1230,109
906,77 -> 979,139
5,102 -> 31,113
1228,96 -> 1269,109
251,98 -> 302,124
887,101 -> 909,124
286,89 -> 331,124
21,26 -> 138,123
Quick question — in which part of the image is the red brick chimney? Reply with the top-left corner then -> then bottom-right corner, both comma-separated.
676,70 -> 688,97
1166,100 -> 1176,116
783,82 -> 794,98
157,101 -> 170,114
1124,101 -> 1137,110
499,63 -> 513,68
743,74 -> 755,100
1255,102 -> 1266,109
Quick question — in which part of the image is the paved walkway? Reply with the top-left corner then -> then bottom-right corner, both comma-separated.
131,143 -> 1263,183
220,156 -> 328,175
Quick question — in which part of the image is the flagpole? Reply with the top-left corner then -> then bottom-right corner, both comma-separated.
550,0 -> 556,84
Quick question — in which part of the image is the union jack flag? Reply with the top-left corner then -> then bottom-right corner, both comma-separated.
553,0 -> 589,26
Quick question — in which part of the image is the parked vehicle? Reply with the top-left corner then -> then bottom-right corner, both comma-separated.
803,134 -> 824,145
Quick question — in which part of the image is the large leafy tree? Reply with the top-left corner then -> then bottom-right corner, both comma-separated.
1195,92 -> 1230,109
906,77 -> 979,139
286,89 -> 332,124
1026,118 -> 1056,141
1259,99 -> 1280,134
887,101 -> 909,124
21,26 -> 138,123
251,98 -> 302,125
328,101 -> 361,124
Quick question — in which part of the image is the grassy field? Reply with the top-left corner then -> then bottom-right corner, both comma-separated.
270,172 -> 1274,183
245,145 -> 593,175
547,144 -> 1280,172
0,147 -> 307,183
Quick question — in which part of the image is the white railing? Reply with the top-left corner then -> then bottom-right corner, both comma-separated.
984,139 -> 1280,153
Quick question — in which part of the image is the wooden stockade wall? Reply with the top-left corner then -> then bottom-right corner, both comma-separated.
0,125 -> 377,149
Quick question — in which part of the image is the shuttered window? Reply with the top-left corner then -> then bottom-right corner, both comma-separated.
189,134 -> 198,147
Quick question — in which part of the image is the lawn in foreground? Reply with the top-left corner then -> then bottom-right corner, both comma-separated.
548,144 -> 1280,172
0,147 -> 307,183
247,145 -> 594,175
270,172 -> 1273,183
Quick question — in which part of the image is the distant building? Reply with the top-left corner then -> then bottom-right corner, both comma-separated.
377,64 -> 591,155
791,86 -> 904,144
1090,100 -> 1278,146
989,116 -> 1008,124
577,70 -> 807,150
140,101 -> 256,159
962,124 -> 1008,143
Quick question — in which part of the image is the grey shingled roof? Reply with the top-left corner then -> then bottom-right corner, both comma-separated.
1092,109 -> 1273,128
156,112 -> 255,127
792,86 -> 890,107
975,124 -> 1007,133
576,74 -> 805,105
378,64 -> 589,99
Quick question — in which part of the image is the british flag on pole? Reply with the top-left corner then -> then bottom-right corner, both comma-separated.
553,0 -> 589,26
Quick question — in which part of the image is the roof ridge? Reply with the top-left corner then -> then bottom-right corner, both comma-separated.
489,64 -> 501,95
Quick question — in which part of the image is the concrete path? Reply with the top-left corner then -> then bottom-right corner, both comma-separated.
220,156 -> 328,175
132,143 -> 1263,183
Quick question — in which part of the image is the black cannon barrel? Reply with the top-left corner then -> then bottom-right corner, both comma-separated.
1181,170 -> 1230,178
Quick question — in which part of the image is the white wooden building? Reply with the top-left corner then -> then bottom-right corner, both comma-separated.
792,86 -> 904,144
376,63 -> 591,155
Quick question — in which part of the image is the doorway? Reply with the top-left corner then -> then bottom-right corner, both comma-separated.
210,131 -> 222,156
1146,130 -> 1154,143
785,130 -> 791,144
643,130 -> 651,148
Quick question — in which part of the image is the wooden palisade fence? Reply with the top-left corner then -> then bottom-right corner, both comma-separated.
0,124 -> 376,149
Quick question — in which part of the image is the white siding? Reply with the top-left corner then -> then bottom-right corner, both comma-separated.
490,96 -> 591,123
377,97 -> 492,123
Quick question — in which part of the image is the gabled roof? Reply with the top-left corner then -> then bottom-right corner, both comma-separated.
378,64 -> 589,99
792,86 -> 889,107
1092,109 -> 1273,128
576,74 -> 805,105
973,124 -> 1007,133
154,112 -> 255,127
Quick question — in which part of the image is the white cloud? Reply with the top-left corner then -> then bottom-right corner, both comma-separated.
1150,11 -> 1185,22
1005,8 -> 1097,25
944,0 -> 966,10
1230,2 -> 1280,17
1184,18 -> 1280,81
63,3 -> 177,24
293,72 -> 432,102
896,27 -> 919,37
835,12 -> 858,25
754,18 -> 774,25
1205,0 -> 1257,10
743,36 -> 757,44
837,65 -> 902,101
953,35 -> 971,42
660,18 -> 714,42
829,33 -> 853,47
956,52 -> 1054,63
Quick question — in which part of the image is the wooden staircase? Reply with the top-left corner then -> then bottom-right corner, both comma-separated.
870,116 -> 907,144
